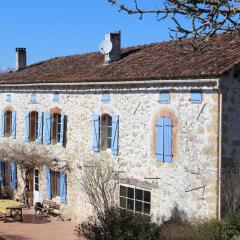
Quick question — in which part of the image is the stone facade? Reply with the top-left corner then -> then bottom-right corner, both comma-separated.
0,80 -> 220,224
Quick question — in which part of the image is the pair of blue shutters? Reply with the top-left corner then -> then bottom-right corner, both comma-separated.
46,168 -> 67,203
10,162 -> 17,189
25,112 -> 65,146
0,160 -> 5,187
156,117 -> 173,163
1,111 -> 16,138
92,113 -> 119,155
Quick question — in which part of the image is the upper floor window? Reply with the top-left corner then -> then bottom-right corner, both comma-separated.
52,113 -> 61,144
100,114 -> 112,150
159,92 -> 170,104
191,91 -> 202,103
53,92 -> 60,103
44,110 -> 66,146
92,113 -> 119,155
30,111 -> 38,141
5,111 -> 12,138
119,185 -> 151,216
1,110 -> 16,139
101,92 -> 110,103
156,117 -> 173,163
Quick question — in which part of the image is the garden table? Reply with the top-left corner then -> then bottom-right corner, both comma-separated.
5,205 -> 23,222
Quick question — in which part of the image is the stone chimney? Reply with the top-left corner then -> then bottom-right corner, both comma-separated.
16,48 -> 26,71
102,31 -> 121,64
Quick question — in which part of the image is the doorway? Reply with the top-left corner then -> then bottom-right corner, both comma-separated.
33,169 -> 40,205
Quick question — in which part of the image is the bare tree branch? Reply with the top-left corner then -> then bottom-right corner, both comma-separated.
108,0 -> 240,49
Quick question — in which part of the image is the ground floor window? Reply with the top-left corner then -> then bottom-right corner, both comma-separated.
119,185 -> 151,215
34,169 -> 39,192
51,171 -> 60,198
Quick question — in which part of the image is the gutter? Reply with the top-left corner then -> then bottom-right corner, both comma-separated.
0,78 -> 220,87
218,86 -> 223,220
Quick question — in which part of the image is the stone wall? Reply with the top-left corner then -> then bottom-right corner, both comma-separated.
0,82 -> 219,223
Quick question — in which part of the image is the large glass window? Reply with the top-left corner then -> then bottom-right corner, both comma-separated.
30,111 -> 38,141
119,185 -> 151,215
52,113 -> 61,144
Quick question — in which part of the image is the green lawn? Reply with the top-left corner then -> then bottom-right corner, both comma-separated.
0,200 -> 21,213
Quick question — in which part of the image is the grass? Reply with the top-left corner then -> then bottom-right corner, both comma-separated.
0,200 -> 21,213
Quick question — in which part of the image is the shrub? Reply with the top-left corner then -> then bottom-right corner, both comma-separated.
75,207 -> 160,240
159,215 -> 240,240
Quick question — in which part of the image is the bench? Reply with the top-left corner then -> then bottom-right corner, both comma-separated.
35,200 -> 60,217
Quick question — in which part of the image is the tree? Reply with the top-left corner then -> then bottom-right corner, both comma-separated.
79,157 -> 118,215
0,142 -> 69,207
108,0 -> 240,49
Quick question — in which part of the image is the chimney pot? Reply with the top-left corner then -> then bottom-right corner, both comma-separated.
16,48 -> 26,71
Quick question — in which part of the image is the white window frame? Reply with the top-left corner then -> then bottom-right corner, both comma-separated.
119,184 -> 151,216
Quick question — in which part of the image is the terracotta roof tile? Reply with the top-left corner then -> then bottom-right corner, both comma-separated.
0,33 -> 239,84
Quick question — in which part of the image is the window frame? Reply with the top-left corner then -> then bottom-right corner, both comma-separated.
100,114 -> 112,151
5,111 -> 12,138
119,184 -> 151,216
159,92 -> 170,104
51,170 -> 61,198
191,91 -> 202,104
29,111 -> 38,142
51,113 -> 62,144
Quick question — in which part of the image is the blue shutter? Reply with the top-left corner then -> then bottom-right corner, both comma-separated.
101,93 -> 110,103
60,172 -> 67,203
25,112 -> 30,143
163,117 -> 173,163
111,115 -> 119,156
156,118 -> 164,161
0,160 -> 5,187
92,113 -> 100,152
31,94 -> 37,103
11,163 -> 17,189
44,112 -> 51,144
160,92 -> 170,104
38,112 -> 43,144
60,114 -> 65,146
1,111 -> 5,137
53,93 -> 60,102
11,111 -> 16,139
191,91 -> 202,103
46,168 -> 51,199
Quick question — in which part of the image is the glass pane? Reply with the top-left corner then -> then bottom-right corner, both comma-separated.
135,189 -> 143,201
120,197 -> 126,209
107,127 -> 112,137
120,186 -> 126,197
127,187 -> 134,199
144,203 -> 151,215
35,169 -> 39,177
144,191 -> 151,203
135,200 -> 143,213
107,138 -> 111,149
127,199 -> 134,211
35,184 -> 39,191
35,177 -> 39,185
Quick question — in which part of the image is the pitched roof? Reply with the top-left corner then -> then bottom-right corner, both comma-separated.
0,33 -> 240,85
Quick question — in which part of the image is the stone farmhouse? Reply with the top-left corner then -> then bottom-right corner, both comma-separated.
0,31 -> 239,223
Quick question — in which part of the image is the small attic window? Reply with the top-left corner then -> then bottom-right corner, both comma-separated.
53,92 -> 60,103
31,94 -> 37,103
101,92 -> 110,103
191,91 -> 202,104
6,94 -> 12,103
159,92 -> 170,104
